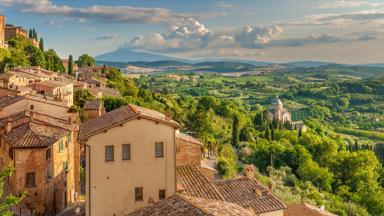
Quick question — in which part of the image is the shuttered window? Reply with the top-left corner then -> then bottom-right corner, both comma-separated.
105,145 -> 114,161
122,144 -> 131,160
155,142 -> 164,158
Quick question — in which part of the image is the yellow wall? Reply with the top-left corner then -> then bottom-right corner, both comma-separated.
85,118 -> 176,216
259,209 -> 284,216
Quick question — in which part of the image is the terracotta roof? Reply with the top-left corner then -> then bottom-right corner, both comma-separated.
176,165 -> 224,200
129,194 -> 255,216
78,104 -> 179,140
0,96 -> 24,109
83,100 -> 102,110
214,178 -> 287,214
176,133 -> 204,145
2,121 -> 69,148
284,203 -> 336,216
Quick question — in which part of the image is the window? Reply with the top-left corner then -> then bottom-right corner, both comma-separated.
59,140 -> 64,153
155,142 -> 164,158
8,148 -> 13,159
67,134 -> 72,144
105,145 -> 114,161
63,161 -> 68,173
26,172 -> 35,187
46,148 -> 51,161
135,187 -> 143,201
159,189 -> 166,200
122,144 -> 131,160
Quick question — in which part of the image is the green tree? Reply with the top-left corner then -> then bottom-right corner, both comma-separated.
24,44 -> 45,67
45,49 -> 65,72
231,115 -> 239,147
0,166 -> 25,215
74,89 -> 95,107
186,103 -> 211,139
39,37 -> 44,51
297,159 -> 334,191
77,54 -> 96,68
68,55 -> 74,75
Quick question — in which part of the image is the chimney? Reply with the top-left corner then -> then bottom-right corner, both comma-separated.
244,164 -> 255,178
6,118 -> 12,134
252,188 -> 268,197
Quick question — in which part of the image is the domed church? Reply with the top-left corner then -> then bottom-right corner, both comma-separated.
268,96 -> 292,123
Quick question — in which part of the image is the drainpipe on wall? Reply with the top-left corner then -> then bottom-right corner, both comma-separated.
84,144 -> 91,216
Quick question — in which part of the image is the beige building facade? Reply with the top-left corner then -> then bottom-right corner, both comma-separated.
79,105 -> 180,216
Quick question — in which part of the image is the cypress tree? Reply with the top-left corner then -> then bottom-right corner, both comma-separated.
231,115 -> 239,147
29,29 -> 33,38
39,38 -> 44,51
298,128 -> 303,137
271,127 -> 275,141
68,55 -> 74,75
264,128 -> 270,140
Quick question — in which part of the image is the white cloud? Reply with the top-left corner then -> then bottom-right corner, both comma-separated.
316,1 -> 384,9
217,1 -> 232,8
235,26 -> 282,48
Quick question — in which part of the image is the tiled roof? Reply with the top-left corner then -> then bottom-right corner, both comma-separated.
83,100 -> 102,110
214,178 -> 287,214
176,165 -> 224,200
3,121 -> 69,148
284,203 -> 336,216
129,194 -> 255,216
0,96 -> 24,109
78,104 -> 180,140
176,133 -> 203,145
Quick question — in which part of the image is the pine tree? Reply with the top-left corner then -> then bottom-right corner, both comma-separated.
39,38 -> 44,51
68,55 -> 74,75
231,115 -> 239,147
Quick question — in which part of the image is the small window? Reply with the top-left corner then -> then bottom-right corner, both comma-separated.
46,148 -> 51,160
26,172 -> 35,187
67,134 -> 72,144
63,161 -> 68,173
159,189 -> 166,200
155,142 -> 164,158
30,104 -> 34,110
122,144 -> 131,160
135,187 -> 143,201
59,140 -> 64,153
105,145 -> 114,161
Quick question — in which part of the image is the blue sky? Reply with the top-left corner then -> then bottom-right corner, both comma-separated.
1,0 -> 383,63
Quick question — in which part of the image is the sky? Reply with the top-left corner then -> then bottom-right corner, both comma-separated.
0,0 -> 384,63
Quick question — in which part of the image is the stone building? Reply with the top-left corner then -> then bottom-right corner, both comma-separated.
268,96 -> 292,123
175,132 -> 203,166
82,100 -> 105,120
5,24 -> 27,40
78,104 -> 180,216
0,111 -> 78,215
32,80 -> 74,106
0,15 -> 4,48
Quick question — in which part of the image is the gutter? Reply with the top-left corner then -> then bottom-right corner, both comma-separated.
84,143 -> 91,216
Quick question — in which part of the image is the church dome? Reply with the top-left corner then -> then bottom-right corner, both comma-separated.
273,96 -> 283,108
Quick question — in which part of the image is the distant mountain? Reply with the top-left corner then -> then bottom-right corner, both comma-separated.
284,61 -> 335,67
96,48 -> 186,62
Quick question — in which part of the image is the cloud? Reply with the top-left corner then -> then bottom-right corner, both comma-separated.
217,1 -> 232,8
271,34 -> 345,47
95,33 -> 120,40
316,1 -> 384,9
0,0 -> 186,25
355,35 -> 377,41
235,26 -> 282,48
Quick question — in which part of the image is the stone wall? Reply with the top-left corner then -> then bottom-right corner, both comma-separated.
176,138 -> 201,166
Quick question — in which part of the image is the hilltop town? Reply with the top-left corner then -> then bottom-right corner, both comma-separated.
0,13 -> 384,216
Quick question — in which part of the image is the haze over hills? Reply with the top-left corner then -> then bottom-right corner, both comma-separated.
96,48 -> 384,70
